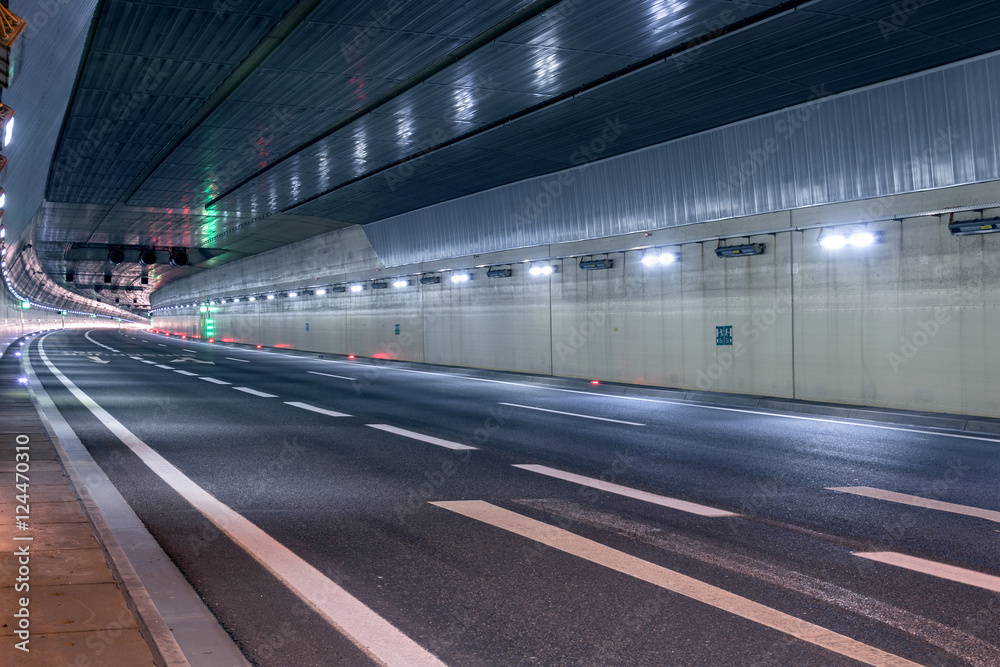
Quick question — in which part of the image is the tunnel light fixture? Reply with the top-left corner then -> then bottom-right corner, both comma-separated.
819,233 -> 848,249
232,297 -> 240,303
579,257 -> 613,270
641,249 -> 677,267
0,190 -> 5,209
949,217 -> 1000,235
487,266 -> 512,278
288,291 -> 298,298
266,294 -> 275,300
371,280 -> 388,289
393,279 -> 409,288
819,227 -> 882,249
528,263 -> 554,277
848,231 -> 875,247
332,285 -> 347,293
350,284 -> 363,292
315,288 -> 327,296
420,274 -> 441,285
169,248 -> 189,267
219,299 -> 226,304
715,242 -> 765,258
248,296 -> 256,301
451,272 -> 471,284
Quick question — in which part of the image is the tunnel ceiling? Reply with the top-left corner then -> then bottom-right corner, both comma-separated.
20,0 -> 1000,313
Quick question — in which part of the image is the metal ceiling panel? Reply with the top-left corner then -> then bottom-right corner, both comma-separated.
46,0 -> 301,205
361,51 -> 1000,266
290,0 -> 1000,227
126,0 -> 534,209
205,0 -> 789,217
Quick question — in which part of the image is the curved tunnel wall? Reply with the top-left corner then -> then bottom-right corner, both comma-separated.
151,184 -> 1000,419
0,285 -> 115,356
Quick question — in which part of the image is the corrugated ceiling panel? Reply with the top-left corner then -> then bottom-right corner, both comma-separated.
46,0 -> 299,205
362,52 -> 1000,266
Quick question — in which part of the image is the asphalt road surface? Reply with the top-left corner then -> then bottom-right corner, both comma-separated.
21,328 -> 1000,666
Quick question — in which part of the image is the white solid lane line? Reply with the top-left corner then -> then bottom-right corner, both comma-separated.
200,377 -> 231,385
433,501 -> 920,667
499,402 -> 644,426
513,464 -> 736,517
367,424 -> 476,451
183,350 -> 196,355
308,370 -> 357,381
854,552 -> 1000,593
35,337 -> 445,667
174,370 -> 198,377
158,343 -> 167,347
155,365 -> 175,370
234,387 -> 278,398
285,401 -> 350,418
140,360 -> 157,365
226,357 -> 250,363
829,487 -> 1000,524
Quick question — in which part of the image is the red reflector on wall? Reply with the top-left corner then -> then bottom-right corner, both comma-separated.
591,380 -> 600,385
348,354 -> 355,360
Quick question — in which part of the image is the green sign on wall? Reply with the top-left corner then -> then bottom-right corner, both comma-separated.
716,325 -> 733,346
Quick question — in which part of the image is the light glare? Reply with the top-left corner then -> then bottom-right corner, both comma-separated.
820,234 -> 849,250
849,232 -> 875,247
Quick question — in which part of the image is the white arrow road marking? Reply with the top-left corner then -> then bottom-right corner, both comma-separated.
87,356 -> 111,365
170,358 -> 215,365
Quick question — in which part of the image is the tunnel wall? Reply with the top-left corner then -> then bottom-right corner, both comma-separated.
151,183 -> 1000,418
0,286 -> 112,356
